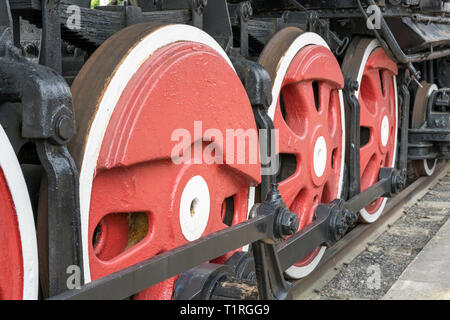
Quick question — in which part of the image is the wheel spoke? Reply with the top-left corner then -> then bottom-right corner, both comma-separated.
278,166 -> 308,207
298,186 -> 323,229
318,82 -> 333,117
364,68 -> 384,101
360,98 -> 378,129
284,81 -> 321,123
259,31 -> 345,279
273,102 -> 310,155
360,137 -> 378,174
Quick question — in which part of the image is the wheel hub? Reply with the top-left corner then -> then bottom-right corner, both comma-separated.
380,115 -> 389,147
313,136 -> 327,178
179,175 -> 210,242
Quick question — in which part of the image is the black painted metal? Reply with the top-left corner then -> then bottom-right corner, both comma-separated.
344,79 -> 361,199
190,0 -> 206,29
0,0 -> 83,296
68,0 -> 91,7
203,0 -> 233,52
50,166 -> 400,300
174,263 -> 234,300
40,0 -> 62,73
3,0 -> 450,301
409,87 -> 450,160
347,169 -> 397,209
230,54 -> 274,201
0,0 -> 13,33
356,0 -> 421,84
225,251 -> 256,281
50,213 -> 272,300
398,83 -> 411,182
229,1 -> 252,57
250,185 -> 296,300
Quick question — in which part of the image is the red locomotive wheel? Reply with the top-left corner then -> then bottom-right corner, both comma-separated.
342,38 -> 398,223
0,125 -> 38,300
259,28 -> 346,279
69,24 -> 260,299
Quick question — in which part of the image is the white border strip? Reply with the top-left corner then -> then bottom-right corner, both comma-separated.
0,124 -> 38,299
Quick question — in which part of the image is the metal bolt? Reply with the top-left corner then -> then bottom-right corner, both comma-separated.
56,115 -> 74,141
265,183 -> 283,207
393,174 -> 405,192
24,43 -> 39,56
278,208 -> 299,237
335,215 -> 347,238
66,45 -> 75,55
240,2 -> 253,21
347,80 -> 359,92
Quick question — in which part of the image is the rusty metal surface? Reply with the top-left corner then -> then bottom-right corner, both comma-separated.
69,23 -> 162,169
388,17 -> 450,52
257,26 -> 304,87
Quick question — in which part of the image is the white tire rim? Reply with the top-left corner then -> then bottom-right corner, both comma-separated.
78,24 -> 243,283
0,124 -> 38,299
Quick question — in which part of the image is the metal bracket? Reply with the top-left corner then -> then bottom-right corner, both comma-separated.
230,1 -> 253,58
0,4 -> 83,296
398,83 -> 410,184
191,0 -> 207,29
174,263 -> 235,299
202,0 -> 233,52
40,0 -> 62,73
249,185 -> 297,300
124,1 -> 143,27
230,55 -> 275,200
51,163 -> 403,300
343,78 -> 361,199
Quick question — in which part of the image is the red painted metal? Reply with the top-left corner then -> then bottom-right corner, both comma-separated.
87,42 -> 260,299
0,168 -> 24,300
359,48 -> 398,214
273,45 -> 345,267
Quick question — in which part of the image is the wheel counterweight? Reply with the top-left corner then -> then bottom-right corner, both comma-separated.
69,24 -> 261,299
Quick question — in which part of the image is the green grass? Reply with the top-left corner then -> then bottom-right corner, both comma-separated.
91,0 -> 125,8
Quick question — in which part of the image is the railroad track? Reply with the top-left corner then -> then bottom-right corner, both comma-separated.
292,162 -> 450,300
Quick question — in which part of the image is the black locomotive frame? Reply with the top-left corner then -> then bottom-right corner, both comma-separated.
0,0 -> 449,300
